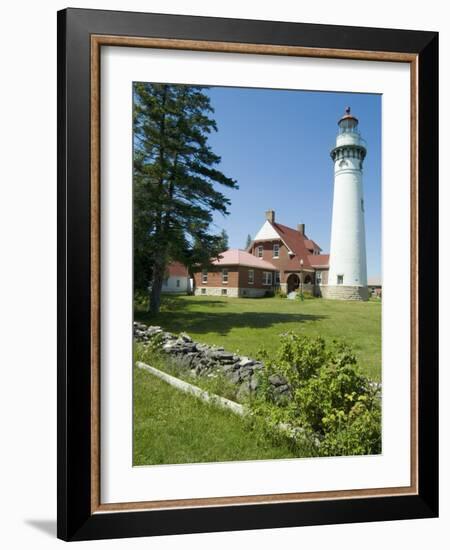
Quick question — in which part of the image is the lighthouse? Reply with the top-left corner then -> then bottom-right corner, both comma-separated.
324,107 -> 369,301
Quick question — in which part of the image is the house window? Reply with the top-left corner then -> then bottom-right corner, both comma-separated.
221,289 -> 227,296
316,271 -> 322,285
201,288 -> 206,295
176,279 -> 180,288
248,269 -> 254,284
273,243 -> 279,258
337,275 -> 344,285
263,271 -> 273,286
163,277 -> 169,286
257,245 -> 263,258
275,271 -> 280,284
222,268 -> 229,283
201,269 -> 208,284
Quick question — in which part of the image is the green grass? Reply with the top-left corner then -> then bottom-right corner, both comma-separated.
135,295 -> 381,380
135,345 -> 241,401
133,365 -> 299,465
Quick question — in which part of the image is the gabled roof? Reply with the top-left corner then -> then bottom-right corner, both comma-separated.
166,262 -> 189,277
211,249 -> 277,270
269,222 -> 318,269
251,216 -> 329,270
253,220 -> 281,242
304,239 -> 322,252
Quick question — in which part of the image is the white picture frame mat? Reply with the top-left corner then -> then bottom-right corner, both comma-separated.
100,45 -> 411,504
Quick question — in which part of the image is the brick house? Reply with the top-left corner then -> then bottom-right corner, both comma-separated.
247,209 -> 330,296
193,249 -> 277,298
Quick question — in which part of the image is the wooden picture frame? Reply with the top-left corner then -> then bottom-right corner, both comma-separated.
57,8 -> 438,541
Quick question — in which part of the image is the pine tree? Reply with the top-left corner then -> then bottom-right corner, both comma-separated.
217,229 -> 229,252
133,83 -> 237,313
245,234 -> 252,249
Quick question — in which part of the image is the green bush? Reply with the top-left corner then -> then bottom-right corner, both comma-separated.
251,333 -> 381,457
274,287 -> 287,298
296,290 -> 315,300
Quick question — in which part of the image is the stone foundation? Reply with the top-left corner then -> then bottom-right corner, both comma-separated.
195,286 -> 239,297
320,285 -> 369,301
238,287 -> 268,298
195,286 -> 267,298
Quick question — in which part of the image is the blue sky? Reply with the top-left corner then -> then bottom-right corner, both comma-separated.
205,87 -> 381,278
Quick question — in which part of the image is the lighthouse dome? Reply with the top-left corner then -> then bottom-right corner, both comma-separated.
335,107 -> 365,148
338,106 -> 358,130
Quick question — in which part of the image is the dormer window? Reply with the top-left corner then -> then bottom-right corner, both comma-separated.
273,243 -> 279,258
257,245 -> 263,258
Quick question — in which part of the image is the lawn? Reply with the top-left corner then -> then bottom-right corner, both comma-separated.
133,365 -> 299,465
135,295 -> 382,381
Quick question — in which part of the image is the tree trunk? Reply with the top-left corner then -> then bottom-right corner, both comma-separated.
149,259 -> 165,314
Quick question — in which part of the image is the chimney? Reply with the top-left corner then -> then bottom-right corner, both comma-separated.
297,223 -> 305,236
265,209 -> 275,223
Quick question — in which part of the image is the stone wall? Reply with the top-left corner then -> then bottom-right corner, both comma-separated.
320,285 -> 369,301
134,322 -> 290,400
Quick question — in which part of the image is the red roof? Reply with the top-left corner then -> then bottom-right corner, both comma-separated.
166,262 -> 189,277
304,239 -> 322,252
269,222 -> 318,269
307,254 -> 329,268
211,249 -> 276,270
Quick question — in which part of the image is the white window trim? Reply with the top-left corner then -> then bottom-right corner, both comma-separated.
201,269 -> 208,284
257,245 -> 263,258
222,268 -> 229,284
272,243 -> 280,258
262,271 -> 273,286
248,269 -> 254,285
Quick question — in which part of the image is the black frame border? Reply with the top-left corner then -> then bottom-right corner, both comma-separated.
57,8 -> 438,541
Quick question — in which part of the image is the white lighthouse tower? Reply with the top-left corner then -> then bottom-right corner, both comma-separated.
324,107 -> 369,301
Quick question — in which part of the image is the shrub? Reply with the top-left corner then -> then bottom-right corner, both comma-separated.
296,290 -> 315,300
251,333 -> 381,457
274,288 -> 287,298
